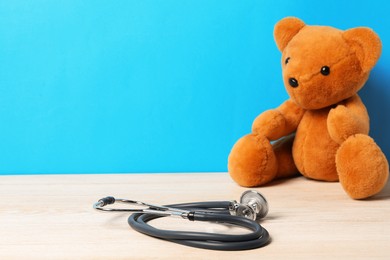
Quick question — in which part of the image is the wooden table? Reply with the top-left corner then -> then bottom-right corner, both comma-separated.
1,173 -> 389,259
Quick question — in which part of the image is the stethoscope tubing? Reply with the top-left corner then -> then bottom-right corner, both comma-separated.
128,201 -> 270,250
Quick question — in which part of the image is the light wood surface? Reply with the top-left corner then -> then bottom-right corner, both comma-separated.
1,173 -> 389,259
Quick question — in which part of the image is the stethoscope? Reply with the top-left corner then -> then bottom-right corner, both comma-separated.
93,190 -> 270,250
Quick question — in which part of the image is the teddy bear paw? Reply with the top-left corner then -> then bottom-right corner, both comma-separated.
336,134 -> 389,199
327,105 -> 369,144
228,133 -> 277,187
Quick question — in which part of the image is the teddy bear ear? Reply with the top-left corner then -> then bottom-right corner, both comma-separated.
343,27 -> 382,73
274,17 -> 306,51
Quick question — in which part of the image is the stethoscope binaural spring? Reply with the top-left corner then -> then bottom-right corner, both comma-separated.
93,190 -> 270,251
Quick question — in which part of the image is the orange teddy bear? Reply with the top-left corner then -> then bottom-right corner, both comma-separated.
228,17 -> 389,199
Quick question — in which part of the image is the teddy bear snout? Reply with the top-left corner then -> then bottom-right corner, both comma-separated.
288,77 -> 299,88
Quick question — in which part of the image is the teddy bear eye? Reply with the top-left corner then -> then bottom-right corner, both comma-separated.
320,66 -> 330,76
285,57 -> 290,65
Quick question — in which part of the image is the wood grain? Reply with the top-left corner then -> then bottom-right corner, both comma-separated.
0,173 -> 389,259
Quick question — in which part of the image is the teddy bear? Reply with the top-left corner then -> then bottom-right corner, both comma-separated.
228,17 -> 389,199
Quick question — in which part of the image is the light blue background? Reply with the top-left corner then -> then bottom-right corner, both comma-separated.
0,0 -> 389,174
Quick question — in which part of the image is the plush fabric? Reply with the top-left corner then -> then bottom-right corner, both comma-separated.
228,17 -> 389,199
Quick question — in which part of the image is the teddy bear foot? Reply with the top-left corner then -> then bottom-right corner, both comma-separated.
336,134 -> 389,199
228,133 -> 277,187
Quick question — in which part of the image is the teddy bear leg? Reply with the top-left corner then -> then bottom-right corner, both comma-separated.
228,133 -> 277,187
336,134 -> 389,199
273,134 -> 300,180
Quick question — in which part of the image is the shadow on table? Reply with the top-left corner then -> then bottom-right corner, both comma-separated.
264,174 -> 390,201
370,179 -> 390,201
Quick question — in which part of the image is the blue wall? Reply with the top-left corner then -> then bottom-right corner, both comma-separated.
0,0 -> 389,174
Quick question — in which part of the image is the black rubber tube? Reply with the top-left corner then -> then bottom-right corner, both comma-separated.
128,201 -> 270,251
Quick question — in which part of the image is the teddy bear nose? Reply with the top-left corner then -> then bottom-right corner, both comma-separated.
289,77 -> 299,88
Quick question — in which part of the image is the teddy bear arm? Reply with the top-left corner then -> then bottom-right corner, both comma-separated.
252,99 -> 305,140
344,95 -> 370,124
277,99 -> 306,132
327,95 -> 369,144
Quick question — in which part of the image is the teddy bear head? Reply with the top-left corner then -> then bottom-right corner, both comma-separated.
273,17 -> 382,110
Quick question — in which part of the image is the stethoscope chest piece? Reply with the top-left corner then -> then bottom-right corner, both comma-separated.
229,190 -> 269,220
240,190 -> 269,220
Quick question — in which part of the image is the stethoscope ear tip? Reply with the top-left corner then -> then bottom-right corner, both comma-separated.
93,196 -> 115,209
